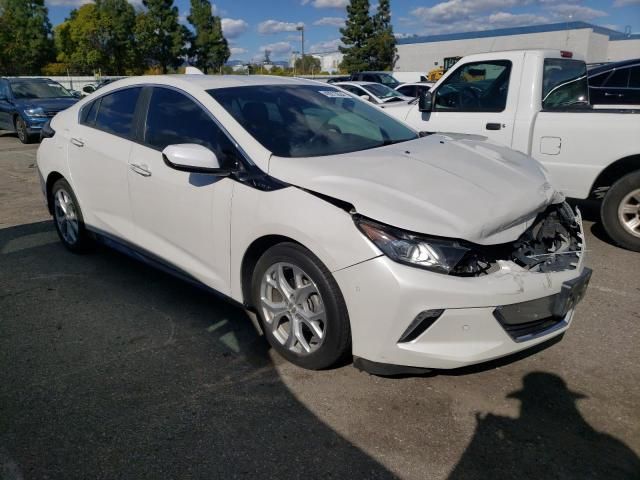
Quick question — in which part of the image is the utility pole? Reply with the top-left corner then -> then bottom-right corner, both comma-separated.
297,24 -> 305,73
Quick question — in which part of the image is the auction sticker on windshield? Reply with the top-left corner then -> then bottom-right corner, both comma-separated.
319,90 -> 351,98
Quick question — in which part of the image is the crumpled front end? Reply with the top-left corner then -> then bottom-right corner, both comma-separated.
333,203 -> 589,370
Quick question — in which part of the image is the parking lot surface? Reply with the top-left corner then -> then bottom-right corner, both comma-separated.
1,133 -> 639,479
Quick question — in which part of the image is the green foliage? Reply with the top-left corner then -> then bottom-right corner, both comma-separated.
295,55 -> 321,75
339,0 -> 397,73
54,0 -> 138,75
339,0 -> 373,73
41,62 -> 69,76
370,0 -> 396,70
0,0 -> 54,75
187,0 -> 230,74
136,0 -> 188,74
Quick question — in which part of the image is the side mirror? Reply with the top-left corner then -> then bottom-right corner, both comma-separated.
71,90 -> 82,98
82,85 -> 95,94
418,90 -> 433,112
359,94 -> 371,102
162,144 -> 232,176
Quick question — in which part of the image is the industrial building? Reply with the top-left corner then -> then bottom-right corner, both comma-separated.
395,21 -> 640,73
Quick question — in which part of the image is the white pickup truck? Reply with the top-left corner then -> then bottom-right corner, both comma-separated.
389,49 -> 640,251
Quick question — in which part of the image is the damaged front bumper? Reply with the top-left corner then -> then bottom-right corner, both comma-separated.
336,205 -> 590,371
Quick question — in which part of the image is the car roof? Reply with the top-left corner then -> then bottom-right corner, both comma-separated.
398,82 -> 433,86
588,58 -> 640,76
335,81 -> 378,86
355,71 -> 395,75
118,74 -> 324,91
6,77 -> 53,83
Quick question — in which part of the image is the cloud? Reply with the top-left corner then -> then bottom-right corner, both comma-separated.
547,4 -> 608,21
313,16 -> 345,27
45,0 -> 92,5
230,47 -> 247,57
259,41 -> 294,56
613,0 -> 640,5
309,38 -> 343,52
222,18 -> 249,38
258,20 -> 305,34
302,0 -> 349,7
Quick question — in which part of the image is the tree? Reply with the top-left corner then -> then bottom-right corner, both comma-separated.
370,0 -> 396,70
53,1 -> 138,75
187,0 -> 230,73
136,0 -> 188,74
0,0 -> 54,75
338,0 -> 374,73
295,55 -> 321,75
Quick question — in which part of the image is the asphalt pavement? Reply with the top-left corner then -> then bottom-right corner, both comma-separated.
1,133 -> 638,479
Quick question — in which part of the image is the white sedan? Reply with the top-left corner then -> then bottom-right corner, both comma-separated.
37,75 -> 590,374
334,81 -> 414,108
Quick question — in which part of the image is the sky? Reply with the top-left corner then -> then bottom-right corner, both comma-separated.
45,0 -> 640,62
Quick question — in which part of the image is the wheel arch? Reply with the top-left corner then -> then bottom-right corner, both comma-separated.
45,171 -> 65,214
590,154 -> 640,199
240,234 -> 305,308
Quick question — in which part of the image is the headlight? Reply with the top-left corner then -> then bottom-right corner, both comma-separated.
24,107 -> 46,117
354,217 -> 472,274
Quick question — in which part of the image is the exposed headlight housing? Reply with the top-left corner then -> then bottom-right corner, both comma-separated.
354,216 -> 476,275
24,107 -> 46,117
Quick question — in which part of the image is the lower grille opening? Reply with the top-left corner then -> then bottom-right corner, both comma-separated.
398,309 -> 444,343
497,315 -> 563,340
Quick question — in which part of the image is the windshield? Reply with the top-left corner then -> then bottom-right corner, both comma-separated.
209,85 -> 418,158
10,80 -> 73,99
378,74 -> 400,88
363,83 -> 405,101
542,59 -> 589,109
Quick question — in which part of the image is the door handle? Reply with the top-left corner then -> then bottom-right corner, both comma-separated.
70,137 -> 84,147
604,92 -> 624,97
130,163 -> 152,177
486,123 -> 502,131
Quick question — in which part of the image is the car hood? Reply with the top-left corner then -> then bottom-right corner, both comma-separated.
268,133 -> 561,245
15,97 -> 78,112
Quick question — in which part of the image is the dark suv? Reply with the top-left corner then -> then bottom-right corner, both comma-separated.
588,58 -> 640,106
0,78 -> 79,143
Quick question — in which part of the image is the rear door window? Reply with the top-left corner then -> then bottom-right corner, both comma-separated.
605,68 -> 630,88
542,59 -> 589,110
94,87 -> 141,137
629,66 -> 640,87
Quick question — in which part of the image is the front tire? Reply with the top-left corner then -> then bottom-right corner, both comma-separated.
51,178 -> 91,252
251,243 -> 351,370
601,171 -> 640,252
15,116 -> 33,144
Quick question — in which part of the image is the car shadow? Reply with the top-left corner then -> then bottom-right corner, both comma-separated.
0,221 -> 397,479
447,372 -> 640,479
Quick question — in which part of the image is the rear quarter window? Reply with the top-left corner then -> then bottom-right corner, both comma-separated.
542,59 -> 589,110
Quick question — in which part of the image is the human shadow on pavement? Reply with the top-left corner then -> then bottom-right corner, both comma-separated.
448,372 -> 640,480
0,221 -> 397,479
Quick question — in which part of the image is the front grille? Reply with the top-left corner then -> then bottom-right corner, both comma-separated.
496,315 -> 563,341
44,111 -> 58,118
493,294 -> 565,342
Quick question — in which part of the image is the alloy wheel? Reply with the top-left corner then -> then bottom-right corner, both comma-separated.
259,262 -> 326,355
54,188 -> 80,245
16,118 -> 27,143
618,188 -> 640,239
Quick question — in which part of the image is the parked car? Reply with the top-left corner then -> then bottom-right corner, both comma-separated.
328,72 -> 402,89
0,77 -> 79,143
395,82 -> 434,98
588,58 -> 640,106
37,75 -> 590,374
82,78 -> 120,95
389,49 -> 640,252
335,81 -> 413,108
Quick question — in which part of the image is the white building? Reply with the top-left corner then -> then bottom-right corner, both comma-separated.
290,51 -> 344,73
395,21 -> 640,73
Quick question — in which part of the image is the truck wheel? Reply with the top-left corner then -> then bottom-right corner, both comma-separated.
601,171 -> 640,252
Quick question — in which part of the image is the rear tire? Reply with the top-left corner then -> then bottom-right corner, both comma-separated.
601,171 -> 640,252
51,178 -> 91,252
251,242 -> 351,370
